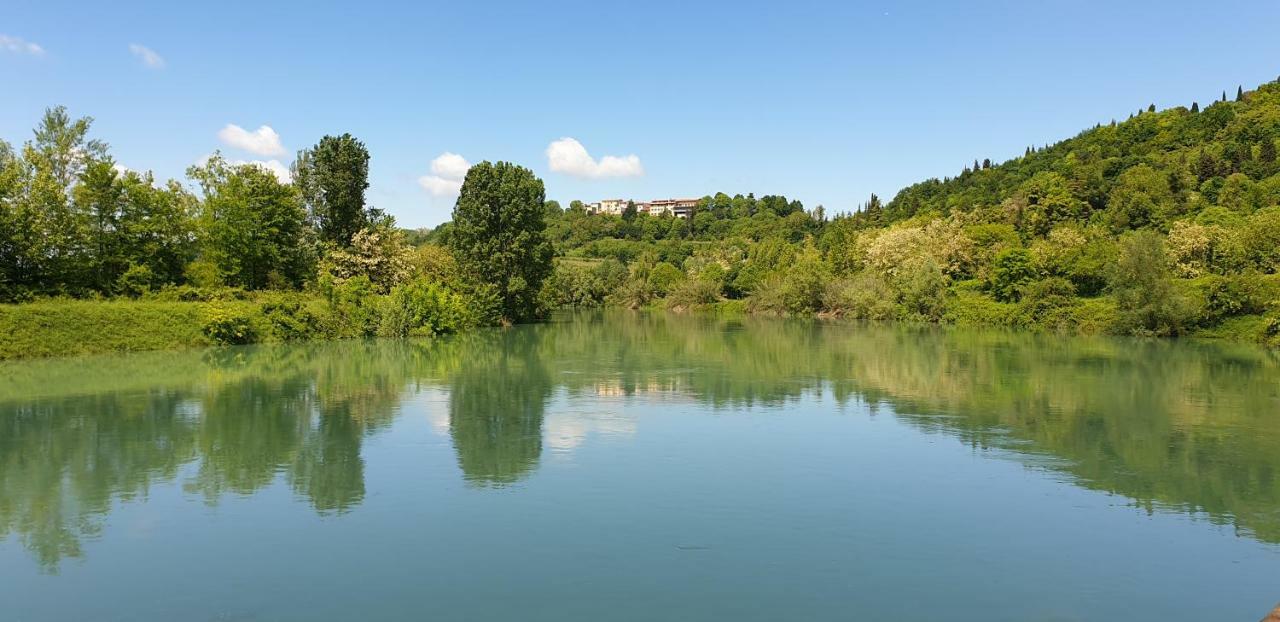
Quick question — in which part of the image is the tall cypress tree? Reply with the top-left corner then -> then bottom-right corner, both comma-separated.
1191,102 -> 1199,113
1237,86 -> 1245,101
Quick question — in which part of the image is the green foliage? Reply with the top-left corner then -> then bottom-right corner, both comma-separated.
745,245 -> 829,314
259,297 -> 324,341
1015,277 -> 1079,329
541,259 -> 629,308
187,154 -> 312,290
0,300 -> 221,358
293,133 -> 374,246
202,307 -> 259,345
448,161 -> 553,323
323,275 -> 382,338
1110,231 -> 1193,336
379,279 -> 474,337
318,224 -> 414,294
991,248 -> 1036,302
116,264 -> 154,298
648,262 -> 685,297
821,272 -> 898,320
666,278 -> 722,309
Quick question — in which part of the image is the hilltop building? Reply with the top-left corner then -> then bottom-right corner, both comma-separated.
586,197 -> 699,219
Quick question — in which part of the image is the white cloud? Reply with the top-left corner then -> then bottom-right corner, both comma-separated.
128,43 -> 165,69
418,175 -> 462,197
217,124 -> 286,156
0,35 -> 45,56
195,153 -> 292,183
418,152 -> 471,197
430,152 -> 471,180
545,137 -> 643,179
242,159 -> 291,183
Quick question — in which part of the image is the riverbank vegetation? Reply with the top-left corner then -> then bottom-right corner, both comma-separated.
5,79 -> 1280,358
0,109 -> 551,358
519,80 -> 1280,345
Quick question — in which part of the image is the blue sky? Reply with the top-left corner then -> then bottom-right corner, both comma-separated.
3,0 -> 1280,228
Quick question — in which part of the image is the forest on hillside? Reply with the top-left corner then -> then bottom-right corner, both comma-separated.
478,80 -> 1280,343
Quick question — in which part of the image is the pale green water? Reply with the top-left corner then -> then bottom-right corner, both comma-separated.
2,311 -> 1279,621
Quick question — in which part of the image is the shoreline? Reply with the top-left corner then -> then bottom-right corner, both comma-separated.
3,297 -> 1274,362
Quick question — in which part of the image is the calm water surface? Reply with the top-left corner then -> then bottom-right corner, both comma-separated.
2,312 -> 1279,621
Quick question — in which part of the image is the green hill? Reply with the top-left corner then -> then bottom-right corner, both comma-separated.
535,80 -> 1280,343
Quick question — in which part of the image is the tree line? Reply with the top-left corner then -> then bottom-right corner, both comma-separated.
530,79 -> 1280,344
0,108 -> 554,329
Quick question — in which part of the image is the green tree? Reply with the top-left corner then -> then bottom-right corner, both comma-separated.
1110,231 -> 1190,336
293,134 -> 372,247
188,154 -> 312,290
1107,164 -> 1175,230
1017,172 -> 1086,236
1260,139 -> 1277,164
991,248 -> 1036,302
448,161 -> 553,323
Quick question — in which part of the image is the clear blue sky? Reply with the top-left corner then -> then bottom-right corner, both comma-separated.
3,0 -> 1279,228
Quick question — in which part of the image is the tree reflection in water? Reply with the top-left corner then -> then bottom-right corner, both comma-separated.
2,311 -> 1279,571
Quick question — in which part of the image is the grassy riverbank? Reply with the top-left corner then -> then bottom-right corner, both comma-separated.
0,280 -> 480,360
3,288 -> 1277,361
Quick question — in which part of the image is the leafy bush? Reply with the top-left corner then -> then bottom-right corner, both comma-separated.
148,285 -> 250,302
323,275 -> 382,337
647,262 -> 685,296
116,264 -> 154,298
746,246 -> 829,314
666,278 -> 721,309
202,307 -> 259,345
895,257 -> 950,321
1110,231 -> 1194,336
260,297 -> 324,341
1016,277 -> 1079,329
379,279 -> 473,337
944,290 -> 1018,327
991,248 -> 1036,302
821,272 -> 897,320
542,259 -> 628,308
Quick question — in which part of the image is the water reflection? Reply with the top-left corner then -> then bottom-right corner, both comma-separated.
2,311 -> 1279,571
448,330 -> 551,486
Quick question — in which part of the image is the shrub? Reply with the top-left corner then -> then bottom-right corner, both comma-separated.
116,264 -> 154,298
666,278 -> 721,309
1189,274 -> 1269,325
412,244 -> 463,288
647,262 -> 685,297
1016,277 -> 1079,329
746,245 -> 829,314
184,260 -> 224,289
991,248 -> 1036,302
324,274 -> 382,337
260,297 -> 324,341
380,279 -> 473,337
202,307 -> 259,345
1110,231 -> 1193,336
609,277 -> 655,309
541,259 -> 628,308
149,285 -> 249,302
944,290 -> 1018,327
822,272 -> 897,320
895,257 -> 950,321
319,225 -> 414,294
